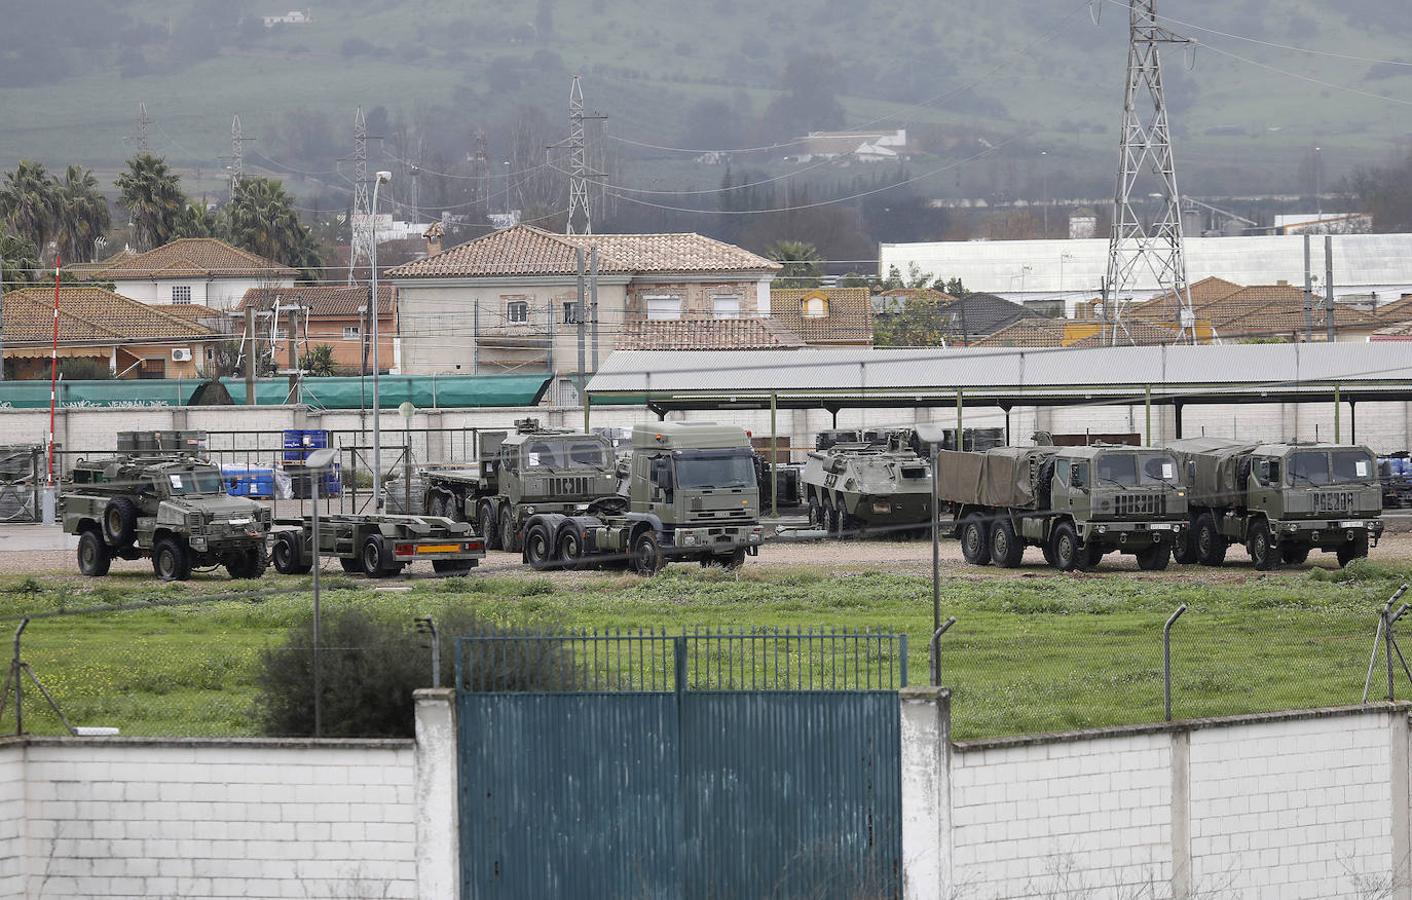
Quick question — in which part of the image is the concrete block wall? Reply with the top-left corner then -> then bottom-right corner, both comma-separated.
0,748 -> 23,899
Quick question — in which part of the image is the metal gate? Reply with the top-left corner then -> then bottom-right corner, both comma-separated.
456,629 -> 906,899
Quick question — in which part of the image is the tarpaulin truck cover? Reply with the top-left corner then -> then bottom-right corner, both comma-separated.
935,447 -> 1055,508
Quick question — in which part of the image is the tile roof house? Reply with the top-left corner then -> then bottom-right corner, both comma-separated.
1,286 -> 214,379
86,238 -> 297,311
970,318 -> 1068,349
618,317 -> 806,351
386,224 -> 781,403
769,288 -> 874,347
239,286 -> 397,374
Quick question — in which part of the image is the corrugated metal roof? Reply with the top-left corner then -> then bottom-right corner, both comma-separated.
587,343 -> 1412,405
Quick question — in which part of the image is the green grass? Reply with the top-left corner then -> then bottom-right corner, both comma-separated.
2,558 -> 1409,741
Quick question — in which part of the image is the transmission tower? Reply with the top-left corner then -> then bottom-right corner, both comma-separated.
348,106 -> 372,283
560,75 -> 607,235
469,130 -> 489,217
1103,0 -> 1196,345
229,115 -> 254,198
136,103 -> 152,153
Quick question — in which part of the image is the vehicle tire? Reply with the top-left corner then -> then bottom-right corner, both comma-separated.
524,524 -> 555,571
806,495 -> 821,528
499,506 -> 518,553
272,533 -> 312,575
361,534 -> 396,578
558,528 -> 585,570
1136,543 -> 1171,571
339,556 -> 362,574
152,536 -> 192,582
960,515 -> 991,566
1248,519 -> 1280,571
1195,513 -> 1227,567
631,530 -> 665,576
1280,545 -> 1311,566
989,519 -> 1024,568
721,548 -> 747,569
102,497 -> 139,548
432,558 -> 476,575
227,544 -> 269,579
1041,540 -> 1058,567
479,501 -> 501,550
1050,521 -> 1082,572
841,509 -> 863,539
427,493 -> 445,518
1084,543 -> 1105,570
1337,534 -> 1370,568
77,528 -> 111,577
1171,520 -> 1198,565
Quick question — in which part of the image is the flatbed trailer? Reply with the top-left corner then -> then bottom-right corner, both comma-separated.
269,513 -> 484,578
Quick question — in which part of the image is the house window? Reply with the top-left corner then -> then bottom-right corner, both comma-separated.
171,285 -> 192,304
506,299 -> 529,324
802,295 -> 829,318
645,295 -> 682,321
563,301 -> 581,325
712,295 -> 741,319
343,326 -> 360,340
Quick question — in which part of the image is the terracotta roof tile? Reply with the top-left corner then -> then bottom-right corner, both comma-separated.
1071,320 -> 1180,348
1206,285 -> 1382,339
617,317 -> 806,351
1373,295 -> 1412,321
969,318 -> 1066,348
386,224 -> 779,278
1129,275 -> 1246,324
2,287 -> 211,345
240,285 -> 394,317
91,238 -> 297,279
769,288 -> 874,346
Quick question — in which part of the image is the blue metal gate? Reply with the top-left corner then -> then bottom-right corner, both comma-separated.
456,629 -> 906,899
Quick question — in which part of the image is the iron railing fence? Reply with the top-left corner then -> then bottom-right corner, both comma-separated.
455,628 -> 909,695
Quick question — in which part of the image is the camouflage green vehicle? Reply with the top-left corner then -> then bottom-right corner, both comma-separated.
421,418 -> 619,553
1165,437 -> 1383,570
62,455 -> 271,581
801,433 -> 933,538
937,443 -> 1189,570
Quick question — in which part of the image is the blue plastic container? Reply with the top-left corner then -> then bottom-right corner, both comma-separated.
282,429 -> 331,462
223,464 -> 275,498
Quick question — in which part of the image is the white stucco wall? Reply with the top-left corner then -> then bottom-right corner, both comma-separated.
111,277 -> 293,311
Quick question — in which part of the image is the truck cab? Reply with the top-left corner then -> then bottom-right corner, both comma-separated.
630,422 -> 761,553
1045,445 -> 1188,565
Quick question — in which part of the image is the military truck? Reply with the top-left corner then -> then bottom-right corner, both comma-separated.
62,455 -> 272,581
936,443 -> 1189,570
421,418 -> 620,552
270,513 -> 485,577
517,422 -> 764,575
800,433 -> 932,538
1165,437 -> 1383,570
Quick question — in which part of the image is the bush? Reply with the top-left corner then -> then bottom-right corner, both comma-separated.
252,606 -> 568,737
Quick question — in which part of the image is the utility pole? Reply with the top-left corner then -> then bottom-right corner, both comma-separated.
1103,0 -> 1196,345
559,75 -> 607,235
244,306 -> 257,406
576,247 -> 587,427
348,107 -> 372,284
589,246 -> 600,371
1324,235 -> 1336,343
1302,233 -> 1315,341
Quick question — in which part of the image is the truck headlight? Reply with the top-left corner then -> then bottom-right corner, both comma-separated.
683,534 -> 698,546
1097,525 -> 1108,534
523,506 -> 535,516
1286,524 -> 1299,533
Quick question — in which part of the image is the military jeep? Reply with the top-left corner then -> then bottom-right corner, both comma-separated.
62,455 -> 272,581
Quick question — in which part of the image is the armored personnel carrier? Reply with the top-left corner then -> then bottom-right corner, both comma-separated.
62,455 -> 271,580
801,432 -> 933,538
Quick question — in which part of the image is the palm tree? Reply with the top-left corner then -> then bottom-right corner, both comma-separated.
174,200 -> 221,239
0,161 -> 61,257
115,153 -> 186,251
766,240 -> 823,288
54,165 -> 111,262
226,177 -> 322,273
299,344 -> 338,377
0,232 -> 40,287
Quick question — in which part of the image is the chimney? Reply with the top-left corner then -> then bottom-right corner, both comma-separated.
424,221 -> 444,258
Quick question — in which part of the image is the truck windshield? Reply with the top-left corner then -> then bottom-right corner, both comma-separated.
1095,452 -> 1178,487
167,469 -> 224,495
1288,451 -> 1331,486
523,439 -> 610,470
1330,450 -> 1376,484
675,452 -> 756,490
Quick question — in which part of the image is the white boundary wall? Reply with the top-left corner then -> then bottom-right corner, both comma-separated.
901,691 -> 1412,900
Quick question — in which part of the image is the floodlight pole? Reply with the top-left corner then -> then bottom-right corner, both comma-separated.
312,467 -> 321,737
371,172 -> 391,509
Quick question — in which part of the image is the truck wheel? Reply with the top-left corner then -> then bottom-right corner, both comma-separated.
960,515 -> 991,566
1280,545 -> 1310,566
227,544 -> 269,579
340,556 -> 363,574
77,528 -> 111,577
432,558 -> 476,575
632,530 -> 665,576
989,519 -> 1024,568
558,529 -> 585,570
1050,522 -> 1082,572
524,524 -> 555,571
1041,540 -> 1058,567
479,501 -> 501,550
153,537 -> 192,582
499,506 -> 519,553
272,533 -> 313,575
1195,514 -> 1227,567
1337,535 -> 1369,568
1136,543 -> 1171,571
720,548 -> 747,570
806,495 -> 821,528
1171,520 -> 1198,565
102,497 -> 139,548
361,534 -> 397,578
1248,520 -> 1280,571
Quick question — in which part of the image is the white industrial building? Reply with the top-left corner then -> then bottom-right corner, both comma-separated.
879,233 -> 1412,317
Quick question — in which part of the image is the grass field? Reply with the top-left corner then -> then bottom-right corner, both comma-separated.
2,556 -> 1409,741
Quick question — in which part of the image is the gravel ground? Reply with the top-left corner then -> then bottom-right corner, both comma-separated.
1,527 -> 1408,584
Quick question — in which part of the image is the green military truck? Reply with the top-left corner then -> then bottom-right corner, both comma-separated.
421,419 -> 619,553
937,443 -> 1189,571
518,422 -> 764,575
800,432 -> 933,538
62,455 -> 272,581
1165,437 -> 1383,570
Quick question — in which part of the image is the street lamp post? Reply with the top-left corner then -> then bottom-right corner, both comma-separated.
371,171 -> 391,509
1313,146 -> 1322,218
305,446 -> 338,737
